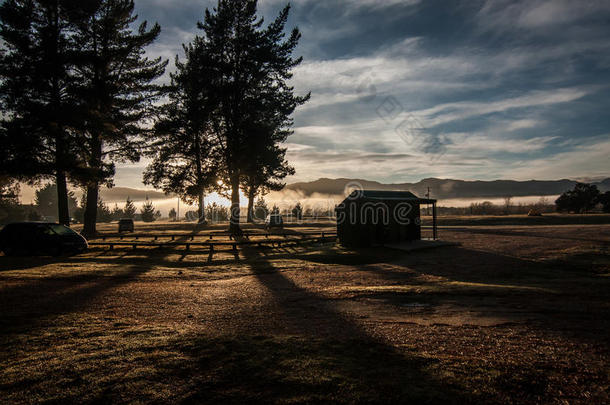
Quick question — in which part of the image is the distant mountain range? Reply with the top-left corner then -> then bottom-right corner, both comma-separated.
85,178 -> 610,203
285,178 -> 610,200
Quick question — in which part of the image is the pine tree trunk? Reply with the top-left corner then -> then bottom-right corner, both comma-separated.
53,126 -> 69,226
247,189 -> 255,223
56,171 -> 70,226
83,132 -> 102,236
83,183 -> 98,236
229,174 -> 241,235
50,5 -> 69,227
198,191 -> 207,224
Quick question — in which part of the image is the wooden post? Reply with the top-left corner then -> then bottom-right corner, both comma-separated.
208,244 -> 214,262
432,202 -> 438,240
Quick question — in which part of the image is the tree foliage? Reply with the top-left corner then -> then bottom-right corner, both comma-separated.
168,208 -> 177,221
555,183 -> 600,214
0,0 -> 83,225
205,202 -> 229,222
243,144 -> 294,222
1,0 -> 309,232
144,39 -> 217,221
111,204 -> 124,220
140,198 -> 156,222
253,197 -> 269,221
596,191 -> 610,213
97,198 -> 113,223
0,177 -> 24,223
0,0 -> 166,230
70,0 -> 167,235
34,183 -> 78,218
123,197 -> 136,219
194,0 -> 308,232
291,202 -> 303,220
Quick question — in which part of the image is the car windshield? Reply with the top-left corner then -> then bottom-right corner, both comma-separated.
47,224 -> 77,236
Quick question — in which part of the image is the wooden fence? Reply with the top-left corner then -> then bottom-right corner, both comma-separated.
87,233 -> 338,259
92,230 -> 335,242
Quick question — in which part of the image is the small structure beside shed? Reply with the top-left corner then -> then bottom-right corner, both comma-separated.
335,190 -> 437,248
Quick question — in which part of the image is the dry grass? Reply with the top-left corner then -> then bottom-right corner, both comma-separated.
0,224 -> 609,403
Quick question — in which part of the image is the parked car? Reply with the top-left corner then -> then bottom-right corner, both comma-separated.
0,222 -> 88,256
118,218 -> 135,233
265,213 -> 284,230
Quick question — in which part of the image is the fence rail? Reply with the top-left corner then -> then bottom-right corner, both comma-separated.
91,230 -> 335,242
87,234 -> 338,257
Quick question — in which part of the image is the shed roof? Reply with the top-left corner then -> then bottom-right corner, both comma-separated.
341,190 -> 436,204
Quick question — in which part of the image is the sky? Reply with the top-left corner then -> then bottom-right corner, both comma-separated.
115,0 -> 610,189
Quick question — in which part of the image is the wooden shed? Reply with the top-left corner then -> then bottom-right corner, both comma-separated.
335,190 -> 437,248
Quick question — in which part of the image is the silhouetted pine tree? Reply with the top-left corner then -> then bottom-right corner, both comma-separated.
144,40 -> 218,224
0,176 -> 23,222
123,197 -> 136,219
70,0 -> 167,235
140,198 -> 155,222
195,0 -> 308,233
0,0 -> 83,225
555,183 -> 600,214
253,197 -> 269,221
34,183 -> 78,218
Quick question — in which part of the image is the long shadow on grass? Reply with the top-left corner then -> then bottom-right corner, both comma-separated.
171,245 -> 475,404
0,230 -> 203,271
0,229 -> 204,328
0,264 -> 150,336
445,227 -> 610,244
281,245 -> 610,342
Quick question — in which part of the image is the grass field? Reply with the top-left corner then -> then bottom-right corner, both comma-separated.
0,223 -> 608,403
430,213 -> 610,227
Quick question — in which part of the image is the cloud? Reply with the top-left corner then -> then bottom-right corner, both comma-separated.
114,0 -> 610,188
259,0 -> 421,11
478,0 -> 610,30
445,133 -> 557,153
416,87 -> 591,128
504,119 -> 544,132
506,136 -> 610,180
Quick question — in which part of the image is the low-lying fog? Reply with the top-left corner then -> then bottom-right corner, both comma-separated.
106,193 -> 558,217
18,184 -> 557,217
